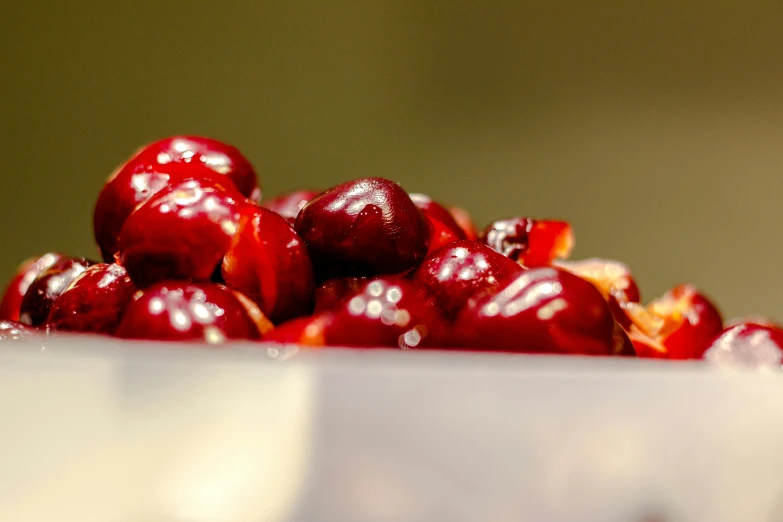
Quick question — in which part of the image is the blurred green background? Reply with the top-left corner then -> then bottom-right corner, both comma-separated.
2,1 -> 782,320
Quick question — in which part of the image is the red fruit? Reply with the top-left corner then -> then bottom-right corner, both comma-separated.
263,313 -> 334,346
116,281 -> 272,342
19,257 -> 94,327
325,276 -> 447,348
627,284 -> 723,360
454,267 -> 619,355
612,321 -> 636,356
482,218 -> 574,267
294,177 -> 431,280
261,190 -> 319,224
410,194 -> 467,255
0,320 -> 37,340
703,323 -> 783,368
119,178 -> 250,288
555,258 -> 640,329
314,277 -> 368,313
221,207 -> 315,323
46,264 -> 136,335
447,206 -> 479,241
0,253 -> 63,322
413,240 -> 524,317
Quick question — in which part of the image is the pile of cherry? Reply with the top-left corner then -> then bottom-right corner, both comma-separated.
1,136 -> 780,365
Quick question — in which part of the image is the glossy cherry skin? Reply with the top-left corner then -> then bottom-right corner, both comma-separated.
0,253 -> 63,321
0,320 -> 38,340
627,284 -> 723,360
19,257 -> 94,327
116,281 -> 272,342
46,264 -> 136,335
447,205 -> 479,241
314,276 -> 368,313
556,258 -> 640,330
703,323 -> 783,368
260,190 -> 319,224
482,218 -> 574,268
119,178 -> 250,288
221,207 -> 315,323
454,267 -> 619,355
294,177 -> 431,280
413,240 -> 524,317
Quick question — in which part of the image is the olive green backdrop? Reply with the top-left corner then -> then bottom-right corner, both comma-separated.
2,1 -> 782,320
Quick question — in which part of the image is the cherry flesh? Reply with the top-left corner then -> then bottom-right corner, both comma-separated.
454,267 -> 619,355
703,323 -> 783,368
294,177 -> 430,280
19,257 -> 94,327
261,190 -> 319,224
116,281 -> 271,342
482,218 -> 574,267
0,253 -> 63,322
221,207 -> 315,323
413,240 -> 524,317
46,264 -> 136,335
119,178 -> 249,288
447,205 -> 479,241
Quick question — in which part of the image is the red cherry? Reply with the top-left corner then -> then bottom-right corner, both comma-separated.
262,313 -> 334,346
703,323 -> 783,368
119,178 -> 250,288
482,218 -> 574,267
19,257 -> 94,327
612,321 -> 636,356
413,240 -> 524,317
627,284 -> 723,360
46,264 -> 136,335
0,253 -> 63,322
261,190 -> 319,224
314,277 -> 368,313
555,258 -> 640,329
454,267 -> 619,355
0,320 -> 38,340
116,281 -> 272,342
322,276 -> 447,348
294,178 -> 430,280
447,205 -> 479,241
221,207 -> 315,323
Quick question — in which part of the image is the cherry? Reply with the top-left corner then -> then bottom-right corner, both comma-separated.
703,323 -> 783,368
0,252 -> 63,322
263,313 -> 335,346
19,257 -> 94,327
221,207 -> 315,323
294,177 -> 431,280
46,264 -> 136,335
0,320 -> 37,340
454,267 -> 619,355
116,281 -> 272,342
119,178 -> 250,288
556,258 -> 640,329
413,240 -> 524,317
94,136 -> 258,263
261,190 -> 319,224
627,284 -> 723,360
447,205 -> 479,241
314,276 -> 368,313
482,218 -> 574,267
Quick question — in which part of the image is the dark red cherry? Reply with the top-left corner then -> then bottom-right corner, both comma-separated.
448,206 -> 479,241
116,281 -> 272,342
263,313 -> 334,346
314,276 -> 368,313
454,267 -> 619,355
46,264 -> 136,335
260,190 -> 319,224
325,276 -> 447,348
627,284 -> 723,360
119,178 -> 249,288
703,323 -> 783,368
0,320 -> 38,340
482,218 -> 574,268
556,258 -> 640,330
294,177 -> 431,280
19,257 -> 94,327
0,253 -> 63,322
221,207 -> 315,323
413,240 -> 524,317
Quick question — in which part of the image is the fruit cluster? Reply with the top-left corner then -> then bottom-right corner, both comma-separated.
1,136 -> 780,365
